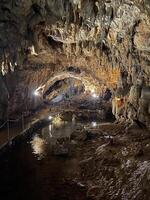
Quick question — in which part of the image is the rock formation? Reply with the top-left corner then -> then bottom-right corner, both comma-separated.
0,0 -> 149,127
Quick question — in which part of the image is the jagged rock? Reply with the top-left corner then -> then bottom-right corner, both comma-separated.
128,85 -> 141,109
0,0 -> 149,127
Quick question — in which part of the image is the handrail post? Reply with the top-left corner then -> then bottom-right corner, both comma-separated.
7,98 -> 10,143
22,113 -> 24,131
7,120 -> 10,142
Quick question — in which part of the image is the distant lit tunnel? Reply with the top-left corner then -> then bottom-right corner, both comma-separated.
35,67 -> 103,103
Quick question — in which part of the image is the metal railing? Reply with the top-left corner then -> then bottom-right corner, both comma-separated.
0,114 -> 25,145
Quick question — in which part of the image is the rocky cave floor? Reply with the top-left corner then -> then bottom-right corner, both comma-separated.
59,114 -> 150,200
32,100 -> 150,200
1,103 -> 150,200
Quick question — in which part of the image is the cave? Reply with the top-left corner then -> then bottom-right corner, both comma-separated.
0,1 -> 150,200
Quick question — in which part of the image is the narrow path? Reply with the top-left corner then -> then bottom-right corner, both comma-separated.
0,108 -> 50,148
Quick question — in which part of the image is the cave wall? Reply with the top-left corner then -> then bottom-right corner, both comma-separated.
0,0 -> 149,126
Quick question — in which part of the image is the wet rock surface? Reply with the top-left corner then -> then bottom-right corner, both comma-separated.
71,123 -> 150,200
0,0 -> 150,197
0,112 -> 150,200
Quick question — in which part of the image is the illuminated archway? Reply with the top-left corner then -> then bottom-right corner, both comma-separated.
34,70 -> 103,101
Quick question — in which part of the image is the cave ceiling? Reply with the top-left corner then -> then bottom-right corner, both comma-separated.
0,0 -> 149,84
0,0 -> 150,123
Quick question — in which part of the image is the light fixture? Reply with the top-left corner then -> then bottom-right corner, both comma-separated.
92,122 -> 97,127
48,115 -> 53,120
92,93 -> 98,98
34,90 -> 40,96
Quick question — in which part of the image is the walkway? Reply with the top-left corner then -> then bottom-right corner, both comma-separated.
0,108 -> 50,148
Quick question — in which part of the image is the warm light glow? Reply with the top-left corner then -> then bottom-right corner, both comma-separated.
53,114 -> 63,127
92,122 -> 97,127
115,97 -> 121,101
84,83 -> 97,93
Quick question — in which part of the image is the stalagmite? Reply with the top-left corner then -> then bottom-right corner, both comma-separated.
1,61 -> 7,76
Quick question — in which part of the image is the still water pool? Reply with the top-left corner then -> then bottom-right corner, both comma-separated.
0,121 -> 92,200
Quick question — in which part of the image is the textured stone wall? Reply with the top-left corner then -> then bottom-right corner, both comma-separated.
0,0 -> 149,126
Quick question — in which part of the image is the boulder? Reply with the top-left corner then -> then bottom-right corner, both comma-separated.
52,145 -> 70,156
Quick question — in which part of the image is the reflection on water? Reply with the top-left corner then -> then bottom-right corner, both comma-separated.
30,135 -> 47,160
30,121 -> 76,160
49,124 -> 52,137
0,120 -> 96,200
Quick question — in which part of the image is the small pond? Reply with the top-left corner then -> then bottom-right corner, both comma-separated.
0,120 -> 98,200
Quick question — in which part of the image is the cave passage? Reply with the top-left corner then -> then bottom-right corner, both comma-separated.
0,0 -> 150,200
